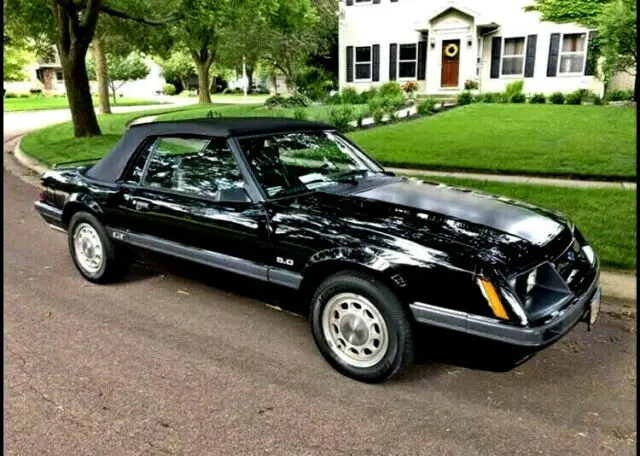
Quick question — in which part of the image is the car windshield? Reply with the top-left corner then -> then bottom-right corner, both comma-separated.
237,130 -> 383,199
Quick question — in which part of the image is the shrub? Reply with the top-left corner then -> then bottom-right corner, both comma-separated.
340,87 -> 361,105
283,93 -> 311,108
530,93 -> 546,104
19,93 -> 31,98
293,107 -> 308,120
402,81 -> 419,95
378,81 -> 403,98
480,92 -> 503,103
206,109 -> 222,118
5,92 -> 17,98
510,92 -> 526,103
504,79 -> 524,101
359,87 -> 379,104
222,88 -> 233,95
29,88 -> 43,96
162,83 -> 176,95
231,87 -> 244,94
456,90 -> 473,106
265,94 -> 285,107
328,105 -> 356,132
417,97 -> 437,115
549,91 -> 565,104
372,108 -> 385,124
325,93 -> 342,105
464,79 -> 479,90
296,66 -> 335,101
565,91 -> 582,105
593,95 -> 604,105
604,89 -> 634,102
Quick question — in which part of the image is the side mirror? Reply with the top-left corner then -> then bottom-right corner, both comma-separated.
218,187 -> 252,203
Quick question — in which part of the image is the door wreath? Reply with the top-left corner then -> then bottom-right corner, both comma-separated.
444,43 -> 459,58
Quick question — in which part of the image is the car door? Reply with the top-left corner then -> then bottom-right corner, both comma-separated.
113,134 -> 271,279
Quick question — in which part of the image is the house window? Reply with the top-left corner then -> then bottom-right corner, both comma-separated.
558,33 -> 586,74
355,0 -> 372,3
501,37 -> 526,76
355,46 -> 372,80
56,71 -> 63,81
398,44 -> 417,79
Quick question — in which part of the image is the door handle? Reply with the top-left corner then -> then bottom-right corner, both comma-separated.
133,199 -> 152,212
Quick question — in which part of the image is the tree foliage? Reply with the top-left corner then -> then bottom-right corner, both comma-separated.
597,0 -> 637,78
4,44 -> 33,82
524,0 -> 610,27
156,52 -> 196,91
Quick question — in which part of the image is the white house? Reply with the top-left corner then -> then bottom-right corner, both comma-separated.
339,0 -> 607,96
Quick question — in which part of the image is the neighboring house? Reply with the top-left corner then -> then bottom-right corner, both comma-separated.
4,51 -> 66,94
339,0 -> 607,96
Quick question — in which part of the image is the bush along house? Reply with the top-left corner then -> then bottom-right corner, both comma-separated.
339,0 -> 605,97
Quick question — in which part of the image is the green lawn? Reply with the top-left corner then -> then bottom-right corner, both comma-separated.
156,103 -> 369,122
414,175 -> 636,271
348,104 -> 637,180
21,105 -> 206,166
4,96 -> 166,112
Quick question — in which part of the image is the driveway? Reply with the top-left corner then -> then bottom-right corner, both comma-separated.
3,166 -> 637,455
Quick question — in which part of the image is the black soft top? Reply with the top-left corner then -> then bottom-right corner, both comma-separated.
85,117 -> 334,183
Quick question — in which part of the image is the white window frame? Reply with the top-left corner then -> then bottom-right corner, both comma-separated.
354,45 -> 373,81
397,43 -> 418,80
500,36 -> 527,78
557,32 -> 588,77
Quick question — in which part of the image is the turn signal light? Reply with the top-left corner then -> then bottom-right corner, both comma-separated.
478,278 -> 510,320
38,186 -> 47,201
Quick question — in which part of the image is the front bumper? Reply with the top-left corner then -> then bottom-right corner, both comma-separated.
409,269 -> 600,348
34,200 -> 66,231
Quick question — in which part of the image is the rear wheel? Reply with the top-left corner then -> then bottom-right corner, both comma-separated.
68,212 -> 127,283
310,271 -> 414,383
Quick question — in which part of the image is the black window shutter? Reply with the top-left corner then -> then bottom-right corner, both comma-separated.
389,44 -> 397,80
585,30 -> 599,75
490,36 -> 501,79
372,44 -> 380,81
346,0 -> 353,6
547,33 -> 561,77
417,41 -> 427,80
373,0 -> 381,3
524,34 -> 537,78
391,0 -> 398,2
346,46 -> 354,82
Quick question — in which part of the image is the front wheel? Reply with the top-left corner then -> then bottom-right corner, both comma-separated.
310,271 -> 414,383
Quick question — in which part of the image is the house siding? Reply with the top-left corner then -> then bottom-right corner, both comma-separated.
339,0 -> 605,96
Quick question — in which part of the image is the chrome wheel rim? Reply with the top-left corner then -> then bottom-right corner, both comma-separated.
73,223 -> 103,274
321,292 -> 389,368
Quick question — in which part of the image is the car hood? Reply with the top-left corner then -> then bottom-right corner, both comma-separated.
288,177 -> 572,271
352,178 -> 566,246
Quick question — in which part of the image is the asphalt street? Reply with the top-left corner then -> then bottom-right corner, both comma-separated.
3,161 -> 637,455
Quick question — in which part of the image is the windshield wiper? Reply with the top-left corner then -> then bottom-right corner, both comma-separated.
332,169 -> 371,184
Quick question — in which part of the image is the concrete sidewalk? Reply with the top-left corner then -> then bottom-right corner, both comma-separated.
392,168 -> 637,190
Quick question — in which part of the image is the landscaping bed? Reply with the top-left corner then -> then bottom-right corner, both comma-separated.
415,175 -> 636,271
4,95 -> 166,112
348,104 -> 636,181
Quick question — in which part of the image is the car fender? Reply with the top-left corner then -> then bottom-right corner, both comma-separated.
61,192 -> 104,225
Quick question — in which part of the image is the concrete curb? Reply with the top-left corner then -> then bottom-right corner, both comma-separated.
9,136 -> 636,317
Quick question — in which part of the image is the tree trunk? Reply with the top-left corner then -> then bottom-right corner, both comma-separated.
111,84 -> 117,104
196,62 -> 211,103
92,37 -> 111,114
61,54 -> 101,137
247,65 -> 254,94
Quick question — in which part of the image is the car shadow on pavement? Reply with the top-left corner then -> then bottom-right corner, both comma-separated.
127,251 -> 540,377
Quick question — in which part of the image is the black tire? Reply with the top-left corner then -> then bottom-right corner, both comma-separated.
310,270 -> 414,383
67,211 -> 128,284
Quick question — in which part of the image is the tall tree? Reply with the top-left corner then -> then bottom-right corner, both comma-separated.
156,52 -> 196,92
5,0 -> 177,137
3,44 -> 33,81
597,0 -> 637,98
524,0 -> 610,26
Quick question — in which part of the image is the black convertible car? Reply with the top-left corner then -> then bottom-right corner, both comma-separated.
35,117 -> 601,382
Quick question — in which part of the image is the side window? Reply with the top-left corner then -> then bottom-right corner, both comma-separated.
139,136 -> 248,202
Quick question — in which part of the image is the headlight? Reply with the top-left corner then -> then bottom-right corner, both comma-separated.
581,245 -> 595,265
526,269 -> 537,294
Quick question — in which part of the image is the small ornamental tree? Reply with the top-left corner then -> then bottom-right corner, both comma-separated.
87,53 -> 150,103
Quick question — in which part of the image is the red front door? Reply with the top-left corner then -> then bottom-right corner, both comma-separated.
441,39 -> 460,88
